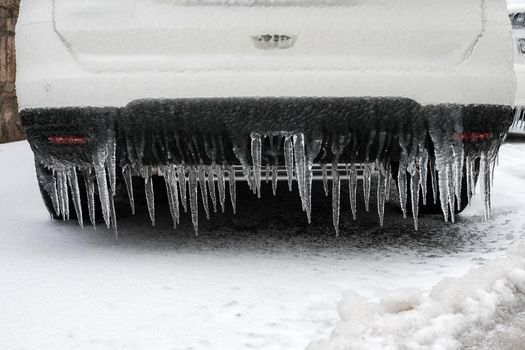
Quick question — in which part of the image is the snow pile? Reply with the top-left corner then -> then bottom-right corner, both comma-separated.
307,241 -> 525,350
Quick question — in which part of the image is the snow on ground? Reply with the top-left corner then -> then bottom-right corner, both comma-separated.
1,141 -> 525,350
308,241 -> 525,350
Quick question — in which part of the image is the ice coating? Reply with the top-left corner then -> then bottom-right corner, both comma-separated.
27,102 -> 511,237
35,125 -> 506,236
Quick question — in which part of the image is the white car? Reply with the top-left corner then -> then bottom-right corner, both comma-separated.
17,0 -> 516,235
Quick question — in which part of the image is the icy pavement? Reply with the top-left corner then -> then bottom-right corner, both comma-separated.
1,141 -> 525,350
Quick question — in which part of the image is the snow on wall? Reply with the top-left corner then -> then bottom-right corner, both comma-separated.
307,240 -> 525,350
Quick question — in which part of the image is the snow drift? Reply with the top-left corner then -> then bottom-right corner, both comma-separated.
307,240 -> 525,350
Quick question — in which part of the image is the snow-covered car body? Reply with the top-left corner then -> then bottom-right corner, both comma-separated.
509,0 -> 525,130
17,0 -> 515,108
17,0 -> 516,235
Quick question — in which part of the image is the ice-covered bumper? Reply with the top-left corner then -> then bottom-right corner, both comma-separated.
20,97 -> 514,235
21,97 -> 513,167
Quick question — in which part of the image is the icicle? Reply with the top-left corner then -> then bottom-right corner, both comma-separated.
217,165 -> 226,213
188,167 -> 199,234
418,147 -> 429,205
304,137 -> 322,223
436,163 -> 451,223
56,170 -> 69,220
122,165 -> 135,215
293,133 -> 307,212
271,165 -> 278,196
377,165 -> 387,227
233,141 -> 253,190
385,163 -> 392,201
165,166 -> 180,228
408,165 -> 420,230
143,166 -> 155,226
284,135 -> 294,191
82,168 -> 96,229
178,165 -> 188,213
332,163 -> 341,236
198,167 -> 210,220
106,138 -> 117,196
329,135 -> 348,232
164,171 -> 176,228
250,133 -> 263,198
430,158 -> 438,205
363,163 -> 373,212
322,164 -> 329,196
47,169 -> 61,218
228,166 -> 237,214
465,156 -> 473,204
55,170 -> 64,219
480,152 -> 492,221
110,194 -> 118,239
208,167 -> 218,213
44,169 -> 60,217
447,165 -> 456,223
67,168 -> 83,228
93,155 -> 111,229
452,114 -> 465,210
348,163 -> 357,220
398,141 -> 408,219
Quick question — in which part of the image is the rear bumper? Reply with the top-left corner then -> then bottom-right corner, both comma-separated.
21,97 -> 514,170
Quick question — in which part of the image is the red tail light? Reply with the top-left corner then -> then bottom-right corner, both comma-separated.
452,131 -> 493,142
48,135 -> 89,145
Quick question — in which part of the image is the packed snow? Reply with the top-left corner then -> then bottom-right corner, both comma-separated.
1,140 -> 525,349
308,241 -> 525,350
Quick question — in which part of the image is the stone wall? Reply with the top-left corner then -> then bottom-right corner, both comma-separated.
0,0 -> 23,143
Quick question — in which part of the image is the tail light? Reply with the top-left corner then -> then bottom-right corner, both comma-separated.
452,131 -> 493,142
48,135 -> 89,145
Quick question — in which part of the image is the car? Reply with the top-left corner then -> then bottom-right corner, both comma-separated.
17,0 -> 516,236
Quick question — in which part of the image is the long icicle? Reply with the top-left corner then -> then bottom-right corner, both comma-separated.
93,160 -> 111,228
332,162 -> 341,236
251,133 -> 263,198
228,166 -> 237,214
480,152 -> 492,221
198,167 -> 210,220
208,166 -> 218,213
409,166 -> 420,230
348,163 -> 357,220
284,135 -> 294,191
178,165 -> 188,213
144,166 -> 155,226
217,165 -> 226,213
293,133 -> 307,213
122,164 -> 135,215
188,167 -> 199,235
82,168 -> 96,229
363,163 -> 373,212
377,164 -> 387,227
67,168 -> 83,228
